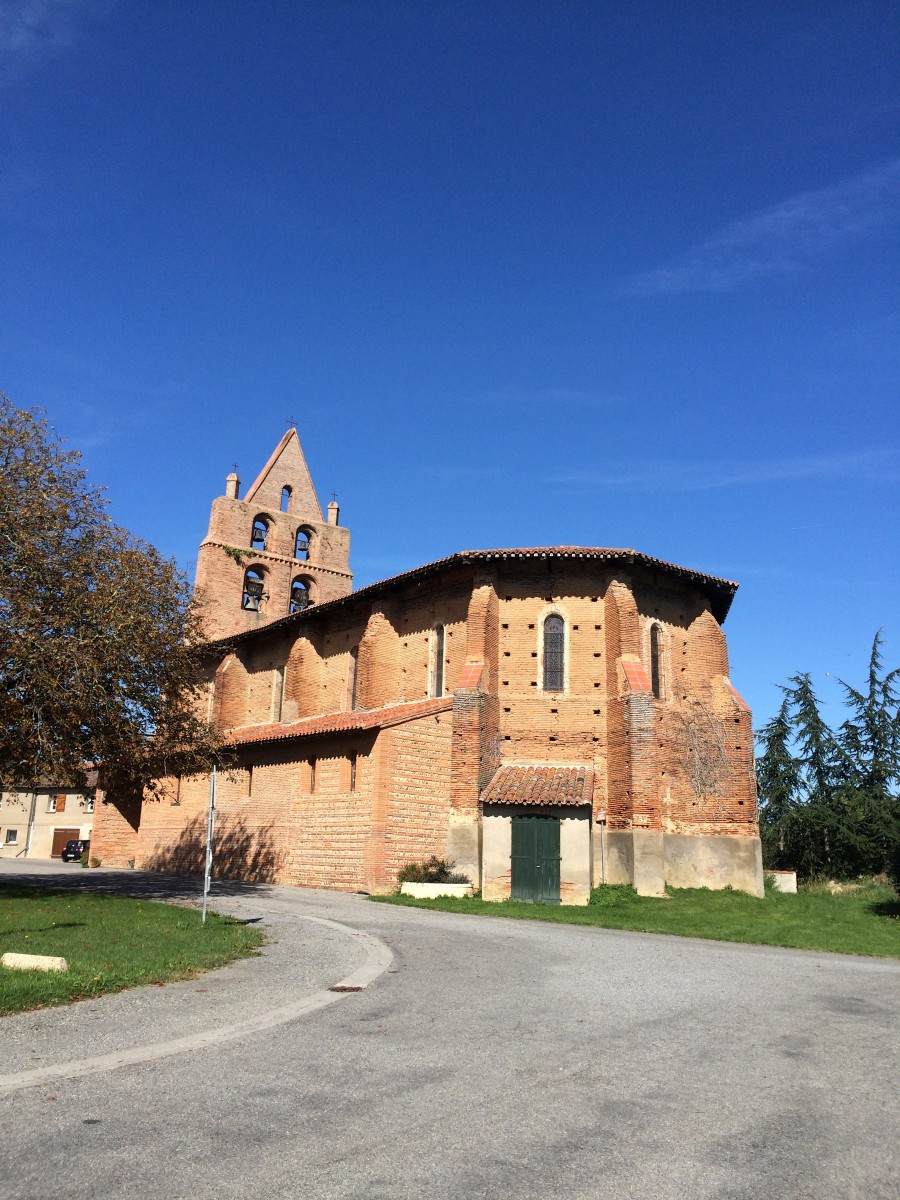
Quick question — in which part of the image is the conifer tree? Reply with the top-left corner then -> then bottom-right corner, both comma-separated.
756,634 -> 900,879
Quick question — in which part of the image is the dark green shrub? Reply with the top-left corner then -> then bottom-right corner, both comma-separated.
397,856 -> 469,885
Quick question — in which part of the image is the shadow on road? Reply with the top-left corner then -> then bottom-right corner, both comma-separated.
0,867 -> 276,905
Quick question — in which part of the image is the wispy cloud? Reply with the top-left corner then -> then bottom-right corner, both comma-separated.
0,0 -> 106,84
627,160 -> 900,296
548,448 -> 900,492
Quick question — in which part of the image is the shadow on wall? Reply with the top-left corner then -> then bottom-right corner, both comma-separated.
143,816 -> 280,883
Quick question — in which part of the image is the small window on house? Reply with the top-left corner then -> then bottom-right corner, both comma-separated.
289,578 -> 310,614
246,765 -> 254,796
430,625 -> 445,697
309,757 -> 317,794
242,568 -> 265,611
650,623 -> 663,699
5,828 -> 18,844
543,615 -> 565,691
84,796 -> 95,814
250,517 -> 269,551
348,646 -> 359,710
281,486 -> 292,513
48,794 -> 66,813
294,528 -> 312,561
349,753 -> 357,793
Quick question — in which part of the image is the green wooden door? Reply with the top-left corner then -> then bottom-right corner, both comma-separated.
510,814 -> 561,904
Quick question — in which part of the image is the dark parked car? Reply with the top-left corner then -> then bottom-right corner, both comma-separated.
60,839 -> 90,863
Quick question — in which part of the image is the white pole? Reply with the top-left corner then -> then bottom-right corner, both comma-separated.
202,767 -> 216,924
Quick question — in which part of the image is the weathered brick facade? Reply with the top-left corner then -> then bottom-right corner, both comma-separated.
92,433 -> 763,899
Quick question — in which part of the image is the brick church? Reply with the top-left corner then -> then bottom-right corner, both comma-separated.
92,428 -> 763,901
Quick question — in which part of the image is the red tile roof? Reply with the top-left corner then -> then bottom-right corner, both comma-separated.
622,660 -> 652,693
480,764 -> 594,807
456,662 -> 484,688
226,696 -> 453,747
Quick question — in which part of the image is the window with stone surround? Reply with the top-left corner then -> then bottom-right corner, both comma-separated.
542,615 -> 565,691
280,486 -> 292,513
650,623 -> 663,699
5,828 -> 18,844
430,625 -> 445,697
348,646 -> 359,710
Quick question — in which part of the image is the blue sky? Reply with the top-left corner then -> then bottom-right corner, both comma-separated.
2,0 -> 898,728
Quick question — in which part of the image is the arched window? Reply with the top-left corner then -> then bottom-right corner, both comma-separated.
250,517 -> 269,551
242,568 -> 265,611
650,623 -> 663,699
543,615 -> 565,691
294,527 -> 312,561
348,646 -> 359,709
280,486 -> 292,513
430,625 -> 445,697
289,578 -> 310,614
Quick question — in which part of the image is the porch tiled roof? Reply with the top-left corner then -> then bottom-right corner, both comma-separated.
227,696 -> 453,747
480,764 -> 594,808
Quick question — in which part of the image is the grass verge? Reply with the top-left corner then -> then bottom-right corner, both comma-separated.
0,886 -> 264,1015
371,881 -> 900,958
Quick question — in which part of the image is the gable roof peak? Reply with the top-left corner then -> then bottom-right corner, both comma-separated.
242,426 -> 324,521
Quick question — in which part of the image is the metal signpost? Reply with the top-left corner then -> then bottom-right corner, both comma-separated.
201,766 -> 216,924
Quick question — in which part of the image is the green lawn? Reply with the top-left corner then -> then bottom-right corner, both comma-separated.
372,881 -> 900,958
0,886 -> 264,1015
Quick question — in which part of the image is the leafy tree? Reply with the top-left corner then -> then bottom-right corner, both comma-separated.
0,395 -> 226,797
757,633 -> 900,880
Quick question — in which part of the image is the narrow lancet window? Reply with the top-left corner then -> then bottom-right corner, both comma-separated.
650,623 -> 662,699
348,646 -> 359,709
543,615 -> 565,691
242,568 -> 265,611
281,486 -> 292,513
250,517 -> 269,551
431,625 -> 445,697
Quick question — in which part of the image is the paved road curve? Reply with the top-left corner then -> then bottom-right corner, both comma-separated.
1,862 -> 897,1200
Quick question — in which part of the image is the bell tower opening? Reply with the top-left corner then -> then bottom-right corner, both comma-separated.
193,426 -> 353,640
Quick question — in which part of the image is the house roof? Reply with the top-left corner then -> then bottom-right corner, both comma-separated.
226,696 -> 453,747
480,764 -> 594,808
208,546 -> 738,648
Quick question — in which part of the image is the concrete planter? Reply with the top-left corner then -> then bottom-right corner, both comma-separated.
768,870 -> 798,894
400,882 -> 473,899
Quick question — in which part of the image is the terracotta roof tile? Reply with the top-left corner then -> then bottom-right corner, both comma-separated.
456,662 -> 484,688
480,764 -> 594,808
622,660 -> 652,693
226,696 -> 453,747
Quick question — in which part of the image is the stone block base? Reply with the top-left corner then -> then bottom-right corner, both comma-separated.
597,830 -> 764,898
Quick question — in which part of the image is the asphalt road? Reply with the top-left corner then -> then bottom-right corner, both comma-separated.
1,861 -> 897,1200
